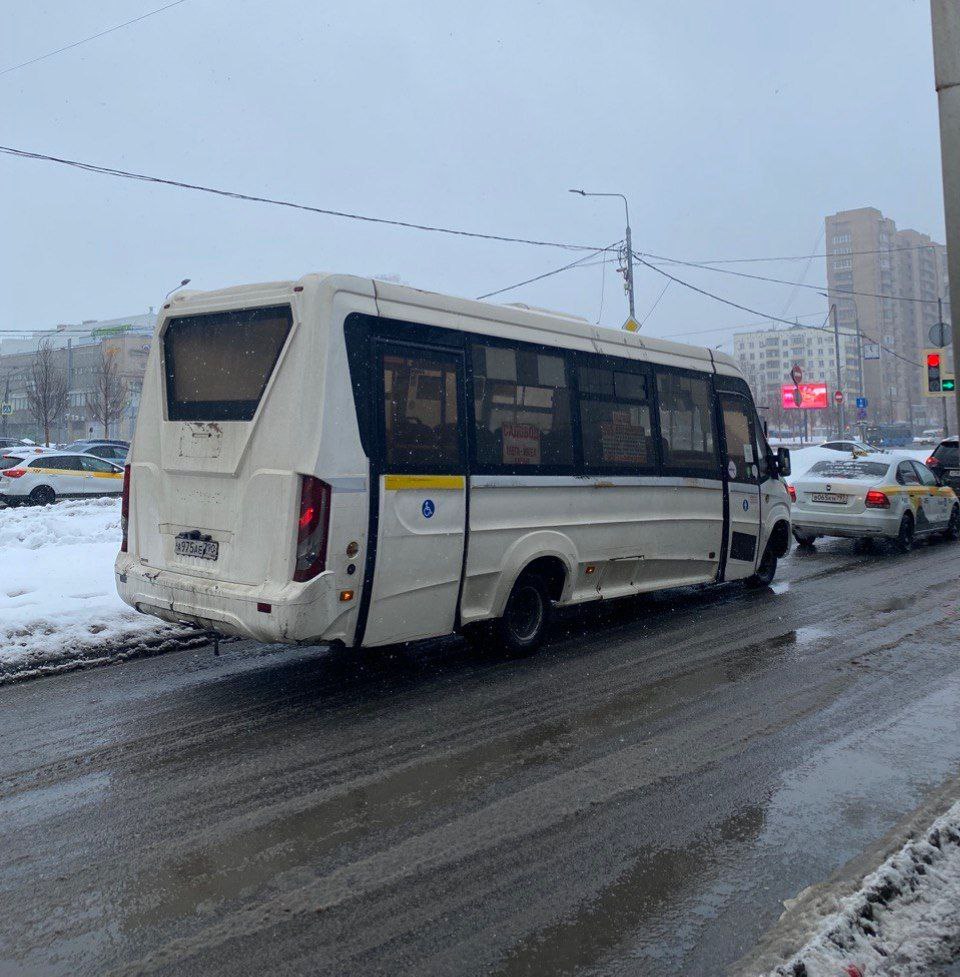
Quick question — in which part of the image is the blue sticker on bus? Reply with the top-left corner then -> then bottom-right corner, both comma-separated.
742,498 -> 750,512
422,499 -> 435,519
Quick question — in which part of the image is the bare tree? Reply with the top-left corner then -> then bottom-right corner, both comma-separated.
26,340 -> 68,446
86,347 -> 130,439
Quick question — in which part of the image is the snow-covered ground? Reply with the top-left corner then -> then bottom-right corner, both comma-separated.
766,800 -> 960,976
0,497 -> 200,681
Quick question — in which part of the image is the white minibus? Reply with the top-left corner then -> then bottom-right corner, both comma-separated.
116,274 -> 792,654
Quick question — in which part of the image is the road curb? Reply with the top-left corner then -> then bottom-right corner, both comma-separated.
731,776 -> 960,976
0,629 -> 215,686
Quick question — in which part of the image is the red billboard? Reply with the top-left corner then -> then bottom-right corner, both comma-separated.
781,382 -> 828,410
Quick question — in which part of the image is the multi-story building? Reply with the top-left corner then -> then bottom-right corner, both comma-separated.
733,323 -> 859,437
0,314 -> 155,442
824,207 -> 953,431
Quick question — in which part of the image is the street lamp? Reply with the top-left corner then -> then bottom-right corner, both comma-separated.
569,190 -> 635,319
164,278 -> 191,300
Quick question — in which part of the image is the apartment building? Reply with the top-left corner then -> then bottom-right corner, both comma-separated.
733,323 -> 859,435
824,207 -> 952,429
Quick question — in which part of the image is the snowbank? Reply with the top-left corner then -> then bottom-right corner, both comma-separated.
0,497 -> 200,680
767,799 -> 960,976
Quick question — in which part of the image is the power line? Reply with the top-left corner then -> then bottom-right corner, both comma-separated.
0,145 -> 615,253
778,227 -> 823,318
0,0 -> 190,77
639,280 -> 671,328
660,311 -> 828,341
656,243 -> 944,265
475,245 -> 620,300
639,250 -> 939,306
633,255 -> 922,368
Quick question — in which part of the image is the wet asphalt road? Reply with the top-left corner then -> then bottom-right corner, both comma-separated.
3,538 -> 960,977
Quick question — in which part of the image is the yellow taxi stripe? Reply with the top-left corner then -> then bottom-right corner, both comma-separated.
26,467 -> 122,478
384,475 -> 464,491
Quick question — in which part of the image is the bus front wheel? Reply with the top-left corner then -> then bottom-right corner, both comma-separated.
494,572 -> 553,656
746,545 -> 777,589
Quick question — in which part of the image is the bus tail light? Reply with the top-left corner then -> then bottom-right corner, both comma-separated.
120,464 -> 131,552
293,476 -> 331,582
787,484 -> 796,502
865,489 -> 890,508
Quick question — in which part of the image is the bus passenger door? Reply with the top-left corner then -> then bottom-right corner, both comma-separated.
361,343 -> 468,647
719,392 -> 762,580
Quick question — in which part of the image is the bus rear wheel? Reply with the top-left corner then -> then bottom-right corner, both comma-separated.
494,572 -> 552,656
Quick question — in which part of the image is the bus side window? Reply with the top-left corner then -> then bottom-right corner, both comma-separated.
381,351 -> 462,471
577,359 -> 656,472
471,341 -> 574,470
655,371 -> 720,476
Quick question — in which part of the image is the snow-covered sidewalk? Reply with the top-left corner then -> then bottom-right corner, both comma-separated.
0,497 -> 203,682
765,799 -> 960,976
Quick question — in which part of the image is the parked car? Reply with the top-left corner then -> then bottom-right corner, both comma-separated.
818,440 -> 879,455
65,438 -> 129,452
926,436 -> 960,497
82,444 -> 129,462
0,451 -> 124,505
790,453 -> 959,551
0,437 -> 37,451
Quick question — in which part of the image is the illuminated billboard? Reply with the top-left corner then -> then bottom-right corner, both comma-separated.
781,382 -> 828,409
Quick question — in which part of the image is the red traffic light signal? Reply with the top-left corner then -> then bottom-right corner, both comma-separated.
928,352 -> 942,368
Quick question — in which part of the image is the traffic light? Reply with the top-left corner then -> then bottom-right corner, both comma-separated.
928,351 -> 942,393
924,348 -> 957,396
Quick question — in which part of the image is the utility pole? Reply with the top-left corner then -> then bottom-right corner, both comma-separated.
854,308 -> 865,439
569,190 -> 635,319
66,338 -> 74,443
831,303 -> 845,436
931,0 -> 960,430
1,371 -> 11,439
940,297 -> 950,437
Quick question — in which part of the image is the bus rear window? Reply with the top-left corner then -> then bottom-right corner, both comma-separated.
163,305 -> 292,421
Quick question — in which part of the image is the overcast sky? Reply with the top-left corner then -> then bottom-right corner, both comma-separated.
0,0 -> 947,350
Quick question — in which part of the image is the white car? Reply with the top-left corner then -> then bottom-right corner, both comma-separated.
0,451 -> 124,506
818,439 -> 880,455
790,452 -> 960,551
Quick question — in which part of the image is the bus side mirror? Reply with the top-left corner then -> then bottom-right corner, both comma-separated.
776,446 -> 791,478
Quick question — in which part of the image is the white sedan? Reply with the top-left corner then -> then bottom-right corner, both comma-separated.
790,452 -> 960,551
0,451 -> 124,505
818,439 -> 880,454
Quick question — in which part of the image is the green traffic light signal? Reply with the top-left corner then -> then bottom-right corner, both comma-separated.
944,378 -> 956,392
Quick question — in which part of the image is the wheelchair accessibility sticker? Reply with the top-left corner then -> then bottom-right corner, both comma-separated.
422,499 -> 435,519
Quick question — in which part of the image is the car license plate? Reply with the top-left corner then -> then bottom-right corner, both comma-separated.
175,538 -> 219,561
949,470 -> 960,478
812,492 -> 847,504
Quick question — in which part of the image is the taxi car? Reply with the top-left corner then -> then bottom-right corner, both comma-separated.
0,451 -> 124,505
790,452 -> 960,551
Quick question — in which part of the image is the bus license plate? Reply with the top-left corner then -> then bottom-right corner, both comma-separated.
175,538 -> 219,561
812,492 -> 847,504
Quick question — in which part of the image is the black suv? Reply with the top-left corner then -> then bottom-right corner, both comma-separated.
927,437 -> 960,496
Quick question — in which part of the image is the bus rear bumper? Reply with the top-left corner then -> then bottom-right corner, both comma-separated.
114,557 -> 354,644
